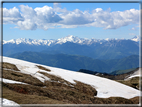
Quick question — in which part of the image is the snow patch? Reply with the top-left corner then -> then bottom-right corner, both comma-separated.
125,68 -> 141,80
1,98 -> 20,106
0,78 -> 28,85
130,36 -> 139,42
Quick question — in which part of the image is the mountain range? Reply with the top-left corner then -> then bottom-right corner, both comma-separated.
3,35 -> 139,60
3,35 -> 139,45
3,35 -> 140,73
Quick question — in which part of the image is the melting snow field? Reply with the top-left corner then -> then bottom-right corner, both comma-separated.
2,56 -> 141,99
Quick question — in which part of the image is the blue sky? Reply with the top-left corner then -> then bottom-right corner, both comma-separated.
3,2 -> 140,40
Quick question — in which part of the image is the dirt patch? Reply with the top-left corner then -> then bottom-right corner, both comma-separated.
36,65 -> 51,72
2,62 -> 20,71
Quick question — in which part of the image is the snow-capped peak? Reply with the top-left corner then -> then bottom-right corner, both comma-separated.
3,38 -> 56,46
130,36 -> 139,42
3,35 -> 139,46
56,35 -> 82,44
57,35 -> 77,42
105,38 -> 109,41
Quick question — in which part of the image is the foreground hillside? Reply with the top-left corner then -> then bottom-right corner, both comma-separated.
2,57 -> 141,105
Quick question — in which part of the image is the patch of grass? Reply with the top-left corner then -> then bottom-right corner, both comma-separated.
40,72 -> 97,97
116,77 -> 141,90
96,97 -> 134,104
39,72 -> 73,86
3,82 -> 139,104
130,96 -> 140,104
3,82 -> 92,104
39,72 -> 98,102
36,65 -> 51,72
2,84 -> 66,104
74,80 -> 97,96
11,73 -> 23,77
3,69 -> 44,86
2,62 -> 20,71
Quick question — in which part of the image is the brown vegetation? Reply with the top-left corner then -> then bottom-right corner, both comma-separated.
2,82 -> 139,104
39,72 -> 73,86
74,80 -> 97,96
2,62 -> 140,104
3,69 -> 44,86
3,85 -> 66,104
36,65 -> 51,72
116,77 -> 141,90
2,62 -> 20,71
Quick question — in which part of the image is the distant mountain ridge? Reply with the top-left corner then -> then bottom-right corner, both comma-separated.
9,51 -> 139,73
3,35 -> 139,46
3,35 -> 139,59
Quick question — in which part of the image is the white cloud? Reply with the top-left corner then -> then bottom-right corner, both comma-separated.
59,9 -> 94,25
3,5 -> 63,30
35,5 -> 63,23
90,8 -> 140,29
53,3 -> 68,13
3,7 -> 23,24
17,19 -> 37,30
3,4 -> 140,30
19,5 -> 37,19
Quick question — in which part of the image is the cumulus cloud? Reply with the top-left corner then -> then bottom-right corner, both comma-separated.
3,4 -> 140,30
53,3 -> 68,13
59,9 -> 94,25
17,19 -> 37,30
90,8 -> 140,29
3,7 -> 23,24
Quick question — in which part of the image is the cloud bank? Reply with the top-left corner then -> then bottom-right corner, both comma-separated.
3,3 -> 140,30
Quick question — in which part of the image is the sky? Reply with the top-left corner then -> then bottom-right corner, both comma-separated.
2,2 -> 140,40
